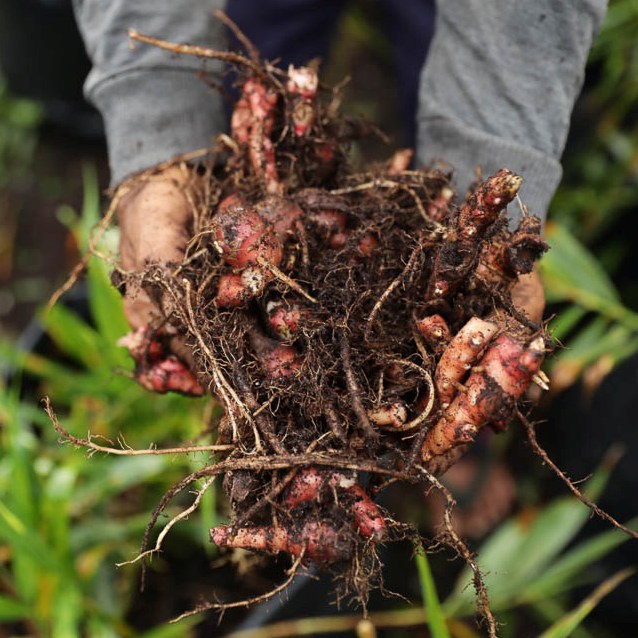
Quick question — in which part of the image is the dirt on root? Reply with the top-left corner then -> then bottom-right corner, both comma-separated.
112,23 -> 551,624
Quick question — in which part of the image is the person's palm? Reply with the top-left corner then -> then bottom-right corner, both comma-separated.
118,165 -> 201,329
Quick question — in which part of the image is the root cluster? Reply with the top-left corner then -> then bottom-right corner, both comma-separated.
113,24 -> 554,625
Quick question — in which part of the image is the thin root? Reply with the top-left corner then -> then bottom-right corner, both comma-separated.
128,29 -> 266,78
365,244 -> 422,340
416,465 -> 498,638
257,256 -> 317,303
520,410 -> 638,541
117,475 -> 216,568
170,550 -> 306,621
213,9 -> 261,63
340,333 -> 378,440
44,397 -> 233,456
388,359 -> 435,431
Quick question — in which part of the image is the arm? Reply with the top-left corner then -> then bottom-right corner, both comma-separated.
72,1 -> 228,333
416,0 -> 608,226
72,0 -> 227,186
416,3 -> 608,458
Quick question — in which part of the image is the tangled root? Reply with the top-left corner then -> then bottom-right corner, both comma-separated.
53,18 -> 608,632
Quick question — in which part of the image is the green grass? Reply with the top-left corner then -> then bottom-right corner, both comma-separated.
0,169 -> 221,636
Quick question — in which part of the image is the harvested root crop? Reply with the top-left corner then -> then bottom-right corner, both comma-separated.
112,24 -> 556,624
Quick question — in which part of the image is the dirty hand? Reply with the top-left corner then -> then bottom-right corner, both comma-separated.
116,164 -> 206,396
511,266 -> 545,324
118,164 -> 201,330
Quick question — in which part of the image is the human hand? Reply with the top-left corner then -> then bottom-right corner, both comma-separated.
118,164 -> 201,330
116,164 -> 205,395
511,266 -> 545,324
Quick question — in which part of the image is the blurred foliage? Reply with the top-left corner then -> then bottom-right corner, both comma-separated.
0,77 -> 42,187
539,222 -> 638,392
415,548 -> 451,638
442,461 -> 636,636
0,171 -> 220,636
0,77 -> 43,321
541,0 -> 638,392
550,0 -> 638,244
404,462 -> 638,638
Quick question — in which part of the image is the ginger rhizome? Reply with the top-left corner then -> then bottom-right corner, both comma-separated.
116,28 -> 550,615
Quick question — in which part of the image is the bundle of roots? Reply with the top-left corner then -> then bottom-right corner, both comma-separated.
113,25 -> 554,617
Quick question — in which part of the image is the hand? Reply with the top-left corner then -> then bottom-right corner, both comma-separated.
118,164 -> 202,330
118,166 -> 201,380
510,266 -> 545,324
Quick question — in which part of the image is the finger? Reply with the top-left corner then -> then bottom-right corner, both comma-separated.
122,282 -> 161,330
511,267 -> 545,324
117,165 -> 201,327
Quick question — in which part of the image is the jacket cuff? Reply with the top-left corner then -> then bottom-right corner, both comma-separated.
91,68 -> 226,186
417,114 -> 562,228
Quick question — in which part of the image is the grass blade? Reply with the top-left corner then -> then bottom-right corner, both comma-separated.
0,595 -> 29,622
446,461 -> 614,614
541,222 -> 638,330
541,222 -> 619,305
519,516 -> 638,604
538,569 -> 634,638
548,305 -> 587,342
41,303 -> 103,370
415,546 -> 451,638
532,599 -> 596,638
138,618 -> 199,637
86,256 -> 130,362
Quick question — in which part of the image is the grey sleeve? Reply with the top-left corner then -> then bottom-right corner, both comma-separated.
416,1 -> 608,224
72,0 -> 227,186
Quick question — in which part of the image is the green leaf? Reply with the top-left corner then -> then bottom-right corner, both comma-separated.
0,341 -> 85,389
541,222 -> 619,304
138,617 -> 199,638
415,546 -> 451,638
42,466 -> 77,564
532,599 -> 596,638
0,594 -> 30,622
71,456 -> 172,514
540,223 -> 638,331
548,316 -> 638,390
538,569 -> 634,638
83,619 -> 118,638
548,305 -> 587,342
443,518 -> 519,614
41,303 -> 103,370
520,516 -> 638,604
78,164 -> 101,252
0,500 -> 60,572
555,323 -> 630,365
70,513 -> 151,552
86,256 -> 130,362
445,463 -> 613,614
51,583 -> 84,638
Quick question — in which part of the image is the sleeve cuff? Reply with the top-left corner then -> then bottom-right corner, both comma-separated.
91,68 -> 226,186
417,114 -> 563,228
